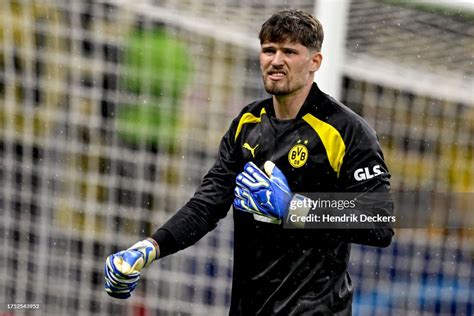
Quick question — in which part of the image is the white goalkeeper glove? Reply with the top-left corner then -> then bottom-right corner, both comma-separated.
104,238 -> 159,299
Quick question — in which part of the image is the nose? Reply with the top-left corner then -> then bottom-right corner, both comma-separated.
271,50 -> 284,67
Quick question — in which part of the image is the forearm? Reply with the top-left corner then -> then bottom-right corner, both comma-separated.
151,196 -> 231,258
150,229 -> 177,258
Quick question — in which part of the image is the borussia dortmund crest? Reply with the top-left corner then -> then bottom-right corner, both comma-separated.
288,140 -> 308,168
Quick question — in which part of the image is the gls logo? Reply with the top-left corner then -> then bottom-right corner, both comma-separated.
354,165 -> 383,181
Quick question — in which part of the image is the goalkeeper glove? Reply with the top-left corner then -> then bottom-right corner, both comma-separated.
104,238 -> 158,299
233,161 -> 292,223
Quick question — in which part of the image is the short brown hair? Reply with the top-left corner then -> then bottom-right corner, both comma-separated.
259,9 -> 324,51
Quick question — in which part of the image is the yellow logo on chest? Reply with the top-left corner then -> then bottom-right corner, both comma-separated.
288,141 -> 308,168
243,143 -> 259,158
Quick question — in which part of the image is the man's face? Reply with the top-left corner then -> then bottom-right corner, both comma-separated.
259,41 -> 321,96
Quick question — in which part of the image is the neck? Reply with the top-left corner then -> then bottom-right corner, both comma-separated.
272,82 -> 313,120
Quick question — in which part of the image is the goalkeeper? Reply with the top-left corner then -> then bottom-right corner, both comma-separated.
105,9 -> 394,315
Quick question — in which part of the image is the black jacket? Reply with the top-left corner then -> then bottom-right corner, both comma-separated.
152,83 -> 394,315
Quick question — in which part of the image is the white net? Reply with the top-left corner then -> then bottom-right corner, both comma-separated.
0,0 -> 472,315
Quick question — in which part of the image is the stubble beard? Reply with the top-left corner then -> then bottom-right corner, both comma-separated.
263,75 -> 308,97
263,76 -> 291,96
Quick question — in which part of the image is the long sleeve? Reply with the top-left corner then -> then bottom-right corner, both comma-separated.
335,121 -> 394,247
151,118 -> 242,257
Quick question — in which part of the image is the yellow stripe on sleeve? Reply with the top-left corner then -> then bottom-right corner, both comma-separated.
234,107 -> 266,141
302,113 -> 346,176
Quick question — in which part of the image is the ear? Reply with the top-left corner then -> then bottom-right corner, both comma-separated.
309,51 -> 323,73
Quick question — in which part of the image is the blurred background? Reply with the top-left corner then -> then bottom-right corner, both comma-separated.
0,0 -> 472,315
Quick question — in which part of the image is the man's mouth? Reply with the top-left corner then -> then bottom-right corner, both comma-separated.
267,71 -> 286,81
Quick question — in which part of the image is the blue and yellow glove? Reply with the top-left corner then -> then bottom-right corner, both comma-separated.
234,161 -> 292,224
104,238 -> 158,299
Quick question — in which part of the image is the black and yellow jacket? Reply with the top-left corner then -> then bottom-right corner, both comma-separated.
152,83 -> 394,315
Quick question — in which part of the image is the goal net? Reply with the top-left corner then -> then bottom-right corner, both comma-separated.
0,0 -> 472,315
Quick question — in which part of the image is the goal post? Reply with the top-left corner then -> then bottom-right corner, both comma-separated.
314,0 -> 350,100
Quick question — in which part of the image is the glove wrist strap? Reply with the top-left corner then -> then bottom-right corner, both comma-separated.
146,238 -> 160,260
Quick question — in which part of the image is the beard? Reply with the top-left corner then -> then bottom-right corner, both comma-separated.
263,75 -> 308,96
262,76 -> 292,96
